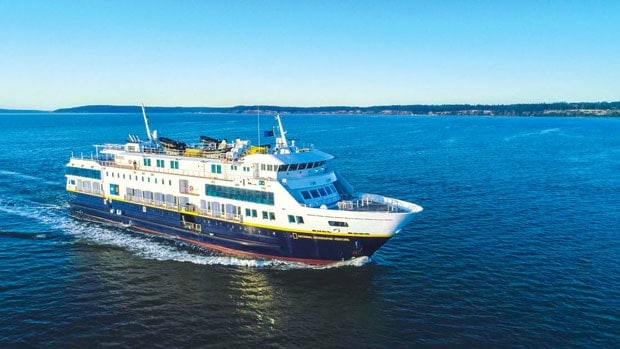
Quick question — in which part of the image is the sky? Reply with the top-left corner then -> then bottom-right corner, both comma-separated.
1,0 -> 619,110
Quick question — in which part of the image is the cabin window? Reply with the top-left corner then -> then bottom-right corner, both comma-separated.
298,163 -> 307,170
267,164 -> 273,171
310,190 -> 320,198
109,184 -> 119,196
328,221 -> 349,227
301,191 -> 311,199
211,164 -> 222,174
252,209 -> 257,217
269,212 -> 276,220
318,188 -> 327,196
289,164 -> 298,171
262,211 -> 268,219
325,186 -> 333,194
143,158 -> 151,166
170,160 -> 179,169
278,165 -> 287,172
296,216 -> 304,224
156,159 -> 165,168
288,215 -> 296,223
245,208 -> 251,217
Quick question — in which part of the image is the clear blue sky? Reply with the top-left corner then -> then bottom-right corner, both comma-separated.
1,0 -> 619,110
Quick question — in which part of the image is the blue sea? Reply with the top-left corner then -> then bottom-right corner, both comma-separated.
0,113 -> 618,347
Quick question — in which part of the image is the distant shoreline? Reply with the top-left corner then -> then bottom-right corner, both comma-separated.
2,102 -> 619,116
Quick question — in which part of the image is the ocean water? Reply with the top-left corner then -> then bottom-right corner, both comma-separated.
0,113 -> 618,347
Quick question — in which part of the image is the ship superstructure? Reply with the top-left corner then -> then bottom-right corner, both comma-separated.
65,108 -> 423,264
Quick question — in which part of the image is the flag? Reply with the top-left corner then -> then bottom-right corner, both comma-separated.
264,130 -> 274,137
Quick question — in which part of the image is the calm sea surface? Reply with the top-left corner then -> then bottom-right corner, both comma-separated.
0,113 -> 618,348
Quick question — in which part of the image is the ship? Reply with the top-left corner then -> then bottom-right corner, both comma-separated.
65,106 -> 423,264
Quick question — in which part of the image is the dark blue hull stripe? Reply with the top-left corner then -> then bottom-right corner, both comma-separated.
68,192 -> 390,264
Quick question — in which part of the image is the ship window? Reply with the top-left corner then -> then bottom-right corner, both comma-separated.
269,212 -> 275,220
205,184 -> 274,205
328,221 -> 348,227
155,178 -> 157,184
298,163 -> 307,170
301,191 -> 311,199
278,165 -> 287,172
156,159 -> 165,168
170,160 -> 179,169
245,208 -> 251,216
72,168 -> 97,179
143,158 -> 151,166
289,164 -> 298,171
252,209 -> 257,217
318,188 -> 327,196
262,211 -> 268,219
261,164 -> 266,170
310,190 -> 320,198
296,216 -> 304,224
288,215 -> 296,223
325,186 -> 333,194
267,164 -> 273,171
